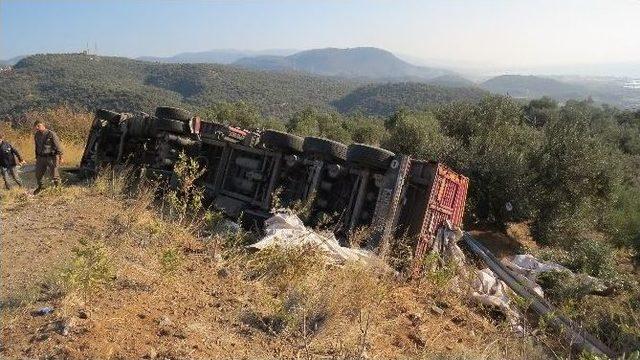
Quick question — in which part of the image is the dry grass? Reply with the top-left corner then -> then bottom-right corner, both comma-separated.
0,105 -> 91,166
1,171 -> 556,359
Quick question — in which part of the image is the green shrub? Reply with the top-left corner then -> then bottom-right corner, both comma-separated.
60,239 -> 114,292
532,102 -> 623,245
568,238 -> 617,278
159,247 -> 183,274
604,185 -> 640,260
345,117 -> 385,145
536,236 -> 617,279
382,110 -> 456,162
201,101 -> 264,129
164,152 -> 206,223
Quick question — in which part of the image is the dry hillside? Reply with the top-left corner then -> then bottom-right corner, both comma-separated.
0,169 -> 552,359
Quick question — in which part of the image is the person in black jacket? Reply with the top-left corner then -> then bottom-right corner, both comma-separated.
0,133 -> 26,190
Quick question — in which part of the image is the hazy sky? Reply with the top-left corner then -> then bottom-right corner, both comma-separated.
2,0 -> 640,68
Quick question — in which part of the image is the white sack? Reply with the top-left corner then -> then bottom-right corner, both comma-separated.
470,268 -> 523,333
503,254 -> 568,282
249,211 -> 373,264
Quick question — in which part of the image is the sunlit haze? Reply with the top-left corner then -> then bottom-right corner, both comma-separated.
2,0 -> 640,73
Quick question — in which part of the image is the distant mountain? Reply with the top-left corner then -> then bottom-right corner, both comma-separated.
234,47 -> 455,81
0,55 -> 26,66
427,74 -> 476,88
480,74 -> 640,109
137,49 -> 297,64
481,75 -> 587,99
333,82 -> 487,116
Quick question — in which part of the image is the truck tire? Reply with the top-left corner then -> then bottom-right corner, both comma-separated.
303,137 -> 347,161
346,143 -> 395,170
260,130 -> 303,152
155,106 -> 192,122
153,117 -> 187,134
95,109 -> 121,123
127,116 -> 155,138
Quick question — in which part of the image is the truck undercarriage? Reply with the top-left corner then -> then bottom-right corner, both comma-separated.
80,106 -> 469,274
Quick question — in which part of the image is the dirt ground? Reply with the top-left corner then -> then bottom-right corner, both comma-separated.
469,222 -> 539,260
0,174 -> 551,359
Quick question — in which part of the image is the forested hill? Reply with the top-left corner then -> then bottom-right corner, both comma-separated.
332,82 -> 487,116
480,75 -> 586,99
0,53 -> 360,118
0,53 -> 488,118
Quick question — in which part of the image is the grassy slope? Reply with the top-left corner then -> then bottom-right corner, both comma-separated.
0,178 -> 550,359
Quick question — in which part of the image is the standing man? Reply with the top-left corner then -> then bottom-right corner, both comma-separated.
34,120 -> 64,194
0,133 -> 26,190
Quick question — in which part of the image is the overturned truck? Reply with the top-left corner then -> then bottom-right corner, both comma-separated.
81,106 -> 469,274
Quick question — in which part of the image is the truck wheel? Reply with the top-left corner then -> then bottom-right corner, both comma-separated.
155,106 -> 192,122
153,117 -> 187,134
95,109 -> 121,123
303,137 -> 347,161
346,143 -> 395,170
260,130 -> 303,152
127,116 -> 155,138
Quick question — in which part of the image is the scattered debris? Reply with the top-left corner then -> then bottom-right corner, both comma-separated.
31,307 -> 54,316
504,254 -> 610,296
430,305 -> 445,316
429,224 -> 523,331
249,211 -> 374,265
77,309 -> 90,319
470,268 -> 523,332
56,318 -> 76,336
216,268 -> 230,278
504,254 -> 566,282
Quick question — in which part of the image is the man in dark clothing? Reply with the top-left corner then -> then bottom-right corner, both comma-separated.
33,120 -> 64,194
0,133 -> 26,190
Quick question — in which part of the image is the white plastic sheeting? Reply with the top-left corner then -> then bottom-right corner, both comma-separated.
504,254 -> 567,281
430,222 -> 466,268
249,211 -> 373,264
504,254 -> 608,295
470,268 -> 523,332
432,224 -> 523,330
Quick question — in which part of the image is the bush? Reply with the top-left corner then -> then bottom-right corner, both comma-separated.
382,110 -> 456,162
462,122 -> 541,224
349,119 -> 385,145
164,152 -> 206,224
568,238 -> 617,278
567,293 -> 640,354
536,237 -> 617,279
434,96 -> 542,224
201,101 -> 263,129
159,247 -> 183,274
60,239 -> 114,292
532,102 -> 622,245
604,185 -> 640,259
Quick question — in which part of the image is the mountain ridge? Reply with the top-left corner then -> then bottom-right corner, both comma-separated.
0,53 -> 486,119
137,49 -> 298,64
233,47 -> 455,81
